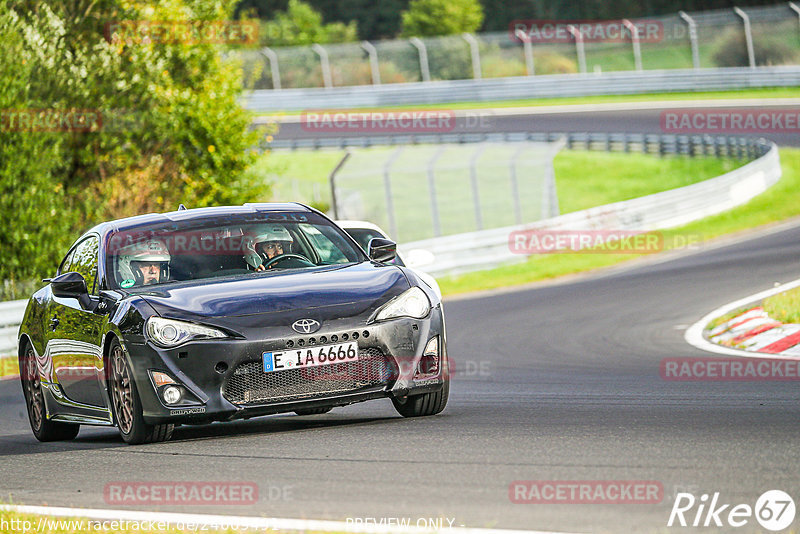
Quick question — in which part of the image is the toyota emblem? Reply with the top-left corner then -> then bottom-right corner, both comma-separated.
291,319 -> 321,334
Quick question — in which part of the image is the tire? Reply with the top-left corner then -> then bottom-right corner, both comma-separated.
392,356 -> 450,418
108,339 -> 173,444
294,407 -> 333,416
20,343 -> 80,442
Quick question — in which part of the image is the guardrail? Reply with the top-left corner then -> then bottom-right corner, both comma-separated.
393,134 -> 780,276
0,300 -> 26,358
245,66 -> 800,111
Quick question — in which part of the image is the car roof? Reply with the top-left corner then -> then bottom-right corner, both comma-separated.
89,203 -> 313,236
335,220 -> 388,234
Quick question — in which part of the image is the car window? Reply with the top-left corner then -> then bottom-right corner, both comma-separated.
300,224 -> 349,263
106,212 -> 366,289
70,236 -> 100,295
58,248 -> 75,276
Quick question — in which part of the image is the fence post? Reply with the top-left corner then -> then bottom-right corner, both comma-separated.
311,43 -> 333,88
328,151 -> 351,219
515,29 -> 535,75
469,144 -> 486,230
383,147 -> 405,239
544,137 -> 565,218
567,25 -> 587,74
791,2 -> 800,31
622,19 -> 643,71
261,47 -> 281,90
462,33 -> 482,80
509,145 -> 526,225
733,7 -> 756,68
410,37 -> 431,82
679,11 -> 701,70
361,41 -> 381,85
427,147 -> 446,236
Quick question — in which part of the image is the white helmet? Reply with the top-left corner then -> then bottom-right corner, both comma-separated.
244,225 -> 293,268
117,239 -> 171,287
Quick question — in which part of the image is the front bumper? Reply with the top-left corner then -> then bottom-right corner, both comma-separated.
123,306 -> 447,425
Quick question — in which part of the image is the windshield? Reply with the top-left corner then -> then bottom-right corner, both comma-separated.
106,212 -> 365,289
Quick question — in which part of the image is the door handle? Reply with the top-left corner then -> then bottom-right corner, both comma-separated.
49,316 -> 59,331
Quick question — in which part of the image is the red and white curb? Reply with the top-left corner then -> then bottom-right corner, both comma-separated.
0,505 -> 579,534
685,277 -> 800,359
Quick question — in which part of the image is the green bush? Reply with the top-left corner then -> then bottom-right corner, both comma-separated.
259,0 -> 358,46
712,27 -> 798,67
401,0 -> 484,37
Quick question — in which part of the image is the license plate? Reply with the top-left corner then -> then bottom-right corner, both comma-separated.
263,341 -> 359,373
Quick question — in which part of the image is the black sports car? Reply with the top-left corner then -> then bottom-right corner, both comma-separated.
17,203 -> 448,444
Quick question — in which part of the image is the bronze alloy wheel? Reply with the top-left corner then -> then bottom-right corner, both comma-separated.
20,343 -> 79,442
110,343 -> 134,435
23,347 -> 44,432
107,339 -> 173,444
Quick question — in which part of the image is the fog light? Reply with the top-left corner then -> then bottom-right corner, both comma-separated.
415,337 -> 440,379
162,385 -> 182,404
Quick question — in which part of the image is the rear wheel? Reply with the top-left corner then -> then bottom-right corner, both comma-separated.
108,339 -> 173,444
20,344 -> 79,442
392,357 -> 450,418
294,407 -> 333,416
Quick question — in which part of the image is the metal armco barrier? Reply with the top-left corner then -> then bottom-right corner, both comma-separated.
245,67 -> 800,112
0,300 -> 26,357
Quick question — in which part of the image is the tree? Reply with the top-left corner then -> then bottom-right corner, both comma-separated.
0,0 -> 268,284
260,0 -> 358,46
400,0 -> 484,37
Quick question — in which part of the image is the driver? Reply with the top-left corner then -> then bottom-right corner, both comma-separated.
117,239 -> 171,287
244,226 -> 294,271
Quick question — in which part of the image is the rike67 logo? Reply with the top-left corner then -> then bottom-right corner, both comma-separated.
668,490 -> 795,531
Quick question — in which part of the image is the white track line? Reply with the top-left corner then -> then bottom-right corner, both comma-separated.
684,277 -> 800,359
0,505 -> 581,534
255,98 -> 800,124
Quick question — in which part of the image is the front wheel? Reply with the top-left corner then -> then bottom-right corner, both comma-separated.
392,359 -> 450,418
108,340 -> 173,444
20,344 -> 79,442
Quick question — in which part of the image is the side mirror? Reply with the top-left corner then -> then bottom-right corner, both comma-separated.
367,238 -> 397,263
51,272 -> 92,309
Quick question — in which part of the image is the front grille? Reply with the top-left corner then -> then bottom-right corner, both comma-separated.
223,348 -> 396,406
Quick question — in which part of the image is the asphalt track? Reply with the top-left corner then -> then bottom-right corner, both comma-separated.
2,219 -> 800,533
272,102 -> 800,147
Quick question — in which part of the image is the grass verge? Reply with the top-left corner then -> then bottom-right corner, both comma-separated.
256,87 -> 800,115
763,287 -> 800,324
438,148 -> 800,296
0,356 -> 18,378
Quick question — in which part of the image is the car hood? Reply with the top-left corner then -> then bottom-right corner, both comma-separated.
136,262 -> 410,325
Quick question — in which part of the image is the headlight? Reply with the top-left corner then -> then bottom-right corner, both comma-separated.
374,287 -> 431,322
145,317 -> 227,348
